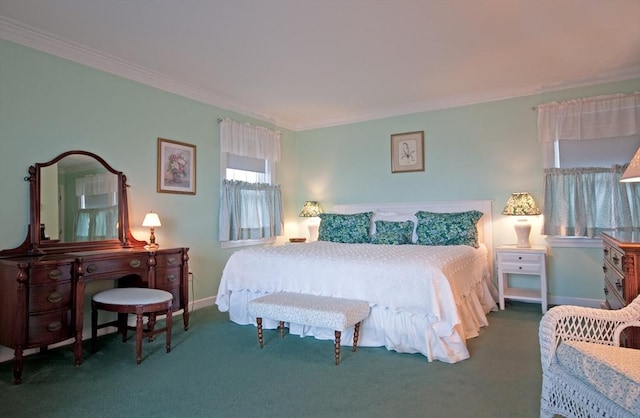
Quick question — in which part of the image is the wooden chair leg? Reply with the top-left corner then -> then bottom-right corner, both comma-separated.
91,302 -> 98,352
353,322 -> 361,352
279,321 -> 285,338
135,312 -> 144,364
335,330 -> 341,365
165,308 -> 172,353
256,317 -> 264,348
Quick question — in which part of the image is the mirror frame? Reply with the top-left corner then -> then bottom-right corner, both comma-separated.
1,150 -> 146,256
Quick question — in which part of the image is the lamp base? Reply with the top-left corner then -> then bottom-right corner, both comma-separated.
307,221 -> 320,242
144,243 -> 159,251
514,219 -> 531,248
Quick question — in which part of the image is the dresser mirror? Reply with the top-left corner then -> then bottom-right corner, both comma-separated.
0,150 -> 145,256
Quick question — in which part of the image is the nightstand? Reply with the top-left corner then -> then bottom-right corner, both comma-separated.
496,245 -> 548,313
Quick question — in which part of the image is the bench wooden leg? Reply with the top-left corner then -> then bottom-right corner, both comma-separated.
135,312 -> 144,365
279,321 -> 285,338
335,330 -> 341,365
353,321 -> 361,352
256,317 -> 264,348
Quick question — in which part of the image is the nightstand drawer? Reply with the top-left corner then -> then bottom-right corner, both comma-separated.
498,252 -> 542,264
500,262 -> 542,274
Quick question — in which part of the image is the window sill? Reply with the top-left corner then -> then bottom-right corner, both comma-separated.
545,236 -> 603,248
220,237 -> 276,249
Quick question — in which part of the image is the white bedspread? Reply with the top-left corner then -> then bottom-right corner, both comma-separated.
216,241 -> 497,363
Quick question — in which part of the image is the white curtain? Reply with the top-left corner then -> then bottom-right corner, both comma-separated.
543,164 -> 639,237
75,172 -> 118,196
537,92 -> 640,144
219,180 -> 283,241
219,117 -> 281,161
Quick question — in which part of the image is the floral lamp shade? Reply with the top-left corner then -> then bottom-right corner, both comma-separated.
299,201 -> 324,217
502,192 -> 542,216
502,192 -> 541,248
621,147 -> 640,183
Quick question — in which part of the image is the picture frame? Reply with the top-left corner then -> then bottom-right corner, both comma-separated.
157,138 -> 196,194
390,131 -> 425,173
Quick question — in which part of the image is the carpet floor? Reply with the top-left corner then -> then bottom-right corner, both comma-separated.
0,301 -> 543,418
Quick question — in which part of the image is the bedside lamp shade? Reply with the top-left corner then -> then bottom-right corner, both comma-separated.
299,201 -> 323,241
621,147 -> 640,183
502,192 -> 541,248
299,201 -> 324,217
142,212 -> 161,250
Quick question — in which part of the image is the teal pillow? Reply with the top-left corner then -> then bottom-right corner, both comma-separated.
415,210 -> 483,248
318,212 -> 373,243
370,220 -> 414,245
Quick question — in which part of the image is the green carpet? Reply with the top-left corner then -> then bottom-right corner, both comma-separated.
0,302 -> 543,418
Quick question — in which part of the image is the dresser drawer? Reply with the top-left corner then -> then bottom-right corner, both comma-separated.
82,256 -> 147,278
155,253 -> 183,269
156,267 -> 182,289
29,283 -> 72,313
28,309 -> 72,346
604,279 -> 625,310
603,244 -> 625,275
30,263 -> 73,285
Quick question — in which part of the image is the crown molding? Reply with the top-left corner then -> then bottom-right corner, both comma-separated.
0,17 -> 293,129
2,16 -> 638,132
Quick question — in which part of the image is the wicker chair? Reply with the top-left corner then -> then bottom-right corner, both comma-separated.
539,296 -> 640,418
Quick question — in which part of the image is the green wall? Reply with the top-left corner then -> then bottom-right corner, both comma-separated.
0,40 -> 298,304
1,39 -> 639,307
295,79 -> 640,304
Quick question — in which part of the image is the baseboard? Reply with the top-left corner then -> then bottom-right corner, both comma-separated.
548,295 -> 604,309
0,295 -> 218,364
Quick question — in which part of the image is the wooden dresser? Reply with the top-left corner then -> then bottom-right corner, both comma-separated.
601,231 -> 640,348
0,151 -> 190,383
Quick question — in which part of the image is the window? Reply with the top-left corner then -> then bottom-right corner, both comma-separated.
537,93 -> 640,247
218,118 -> 283,247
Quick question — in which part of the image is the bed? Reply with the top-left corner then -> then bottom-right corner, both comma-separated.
215,200 -> 498,363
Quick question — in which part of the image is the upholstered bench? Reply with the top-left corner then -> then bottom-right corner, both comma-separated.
247,292 -> 370,365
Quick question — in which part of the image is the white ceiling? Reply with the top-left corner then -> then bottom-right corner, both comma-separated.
1,0 -> 639,131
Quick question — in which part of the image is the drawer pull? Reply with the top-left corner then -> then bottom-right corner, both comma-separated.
167,257 -> 177,266
616,280 -> 622,291
129,259 -> 141,268
603,287 -> 609,295
518,266 -> 523,270
603,249 -> 609,256
47,292 -> 63,304
47,322 -> 62,332
48,269 -> 63,280
612,256 -> 620,265
602,265 -> 607,273
167,274 -> 177,282
86,264 -> 99,274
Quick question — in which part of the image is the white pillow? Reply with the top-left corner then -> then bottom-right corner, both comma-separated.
371,210 -> 419,243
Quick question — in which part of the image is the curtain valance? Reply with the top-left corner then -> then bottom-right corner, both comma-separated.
219,117 -> 281,162
75,173 -> 118,196
537,92 -> 640,143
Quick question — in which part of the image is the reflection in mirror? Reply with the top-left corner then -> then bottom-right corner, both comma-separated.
40,154 -> 119,243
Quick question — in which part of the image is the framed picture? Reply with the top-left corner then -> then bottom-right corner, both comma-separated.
390,131 -> 424,173
157,138 -> 196,194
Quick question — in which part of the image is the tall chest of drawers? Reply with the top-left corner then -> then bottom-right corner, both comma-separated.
601,231 -> 640,348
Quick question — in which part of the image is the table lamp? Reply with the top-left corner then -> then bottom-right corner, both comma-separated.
299,201 -> 323,241
502,192 -> 541,248
620,147 -> 640,183
142,212 -> 161,250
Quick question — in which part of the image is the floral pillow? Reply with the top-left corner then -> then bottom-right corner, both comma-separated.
415,210 -> 483,248
370,220 -> 414,245
318,212 -> 373,243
